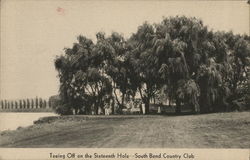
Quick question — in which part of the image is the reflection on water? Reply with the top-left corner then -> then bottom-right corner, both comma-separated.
0,112 -> 58,131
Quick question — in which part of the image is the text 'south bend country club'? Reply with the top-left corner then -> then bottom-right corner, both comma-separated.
50,152 -> 195,159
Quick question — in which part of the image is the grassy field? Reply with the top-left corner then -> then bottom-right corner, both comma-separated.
0,112 -> 249,148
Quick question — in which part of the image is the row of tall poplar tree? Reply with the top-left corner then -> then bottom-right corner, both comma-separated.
54,16 -> 250,115
0,97 -> 49,109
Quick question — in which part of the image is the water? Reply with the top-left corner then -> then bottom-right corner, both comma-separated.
0,112 -> 58,131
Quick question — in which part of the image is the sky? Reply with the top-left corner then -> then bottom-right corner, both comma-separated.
0,0 -> 249,100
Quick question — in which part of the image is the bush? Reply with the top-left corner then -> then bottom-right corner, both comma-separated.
54,103 -> 73,115
49,95 -> 72,115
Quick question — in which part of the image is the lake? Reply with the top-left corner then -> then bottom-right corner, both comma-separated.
0,112 -> 58,131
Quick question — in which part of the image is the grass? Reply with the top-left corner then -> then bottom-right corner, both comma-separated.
0,111 -> 249,148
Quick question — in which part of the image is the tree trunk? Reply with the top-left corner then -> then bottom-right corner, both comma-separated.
111,97 -> 115,114
95,106 -> 99,115
121,92 -> 125,108
193,103 -> 200,114
175,99 -> 181,114
101,107 -> 105,115
113,88 -> 122,112
145,97 -> 150,114
94,100 -> 99,115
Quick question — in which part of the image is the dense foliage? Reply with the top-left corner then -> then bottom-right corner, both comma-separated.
54,16 -> 250,115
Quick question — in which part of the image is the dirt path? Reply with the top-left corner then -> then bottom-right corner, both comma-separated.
0,112 -> 249,148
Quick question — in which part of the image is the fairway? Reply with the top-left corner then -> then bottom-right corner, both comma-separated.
0,112 -> 249,148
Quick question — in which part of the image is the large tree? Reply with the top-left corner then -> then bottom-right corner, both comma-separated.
128,22 -> 164,114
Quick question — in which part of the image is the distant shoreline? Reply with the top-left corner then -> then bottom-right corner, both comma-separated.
0,108 -> 53,112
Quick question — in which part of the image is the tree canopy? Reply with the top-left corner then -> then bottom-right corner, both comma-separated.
54,16 -> 250,115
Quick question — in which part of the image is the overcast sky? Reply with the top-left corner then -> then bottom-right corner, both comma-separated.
0,0 -> 249,100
